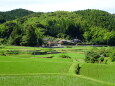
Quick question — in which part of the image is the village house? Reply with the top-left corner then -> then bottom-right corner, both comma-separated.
42,38 -> 81,47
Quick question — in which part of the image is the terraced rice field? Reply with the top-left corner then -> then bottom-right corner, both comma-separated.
0,46 -> 115,86
80,63 -> 115,84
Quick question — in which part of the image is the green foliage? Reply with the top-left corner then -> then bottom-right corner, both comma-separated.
0,9 -> 115,46
0,15 -> 6,23
85,47 -> 115,63
85,48 -> 100,63
76,64 -> 81,74
59,54 -> 71,58
0,38 -> 6,44
75,9 -> 115,31
21,25 -> 37,46
8,23 -> 22,45
66,45 -> 72,48
0,50 -> 6,56
20,25 -> 44,46
0,8 -> 34,23
6,50 -> 20,55
109,48 -> 115,62
57,33 -> 67,39
83,27 -> 115,45
35,28 -> 44,46
109,52 -> 115,62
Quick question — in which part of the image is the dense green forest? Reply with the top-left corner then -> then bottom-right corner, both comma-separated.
0,9 -> 34,23
0,9 -> 115,46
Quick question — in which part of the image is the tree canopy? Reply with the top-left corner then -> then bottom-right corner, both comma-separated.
0,9 -> 115,46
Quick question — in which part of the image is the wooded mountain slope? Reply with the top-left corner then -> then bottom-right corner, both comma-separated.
0,9 -> 115,46
0,9 -> 34,23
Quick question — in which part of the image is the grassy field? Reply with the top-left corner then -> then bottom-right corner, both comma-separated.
0,61 -> 71,74
0,45 -> 115,86
80,63 -> 115,83
0,74 -> 113,86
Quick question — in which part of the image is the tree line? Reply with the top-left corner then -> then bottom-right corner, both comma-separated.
0,9 -> 115,46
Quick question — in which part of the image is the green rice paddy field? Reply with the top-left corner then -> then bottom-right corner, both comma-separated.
0,46 -> 115,86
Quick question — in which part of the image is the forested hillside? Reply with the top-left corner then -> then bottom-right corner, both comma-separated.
0,9 -> 34,23
0,9 -> 115,46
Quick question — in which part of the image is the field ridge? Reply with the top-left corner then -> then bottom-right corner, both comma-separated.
0,73 -> 114,86
68,59 -> 78,74
76,75 -> 115,86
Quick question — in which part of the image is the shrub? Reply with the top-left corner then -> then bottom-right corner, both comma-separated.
98,57 -> 104,63
0,50 -> 6,56
85,47 -> 115,63
108,48 -> 115,62
85,50 -> 100,63
0,45 -> 5,49
66,46 -> 72,48
60,55 -> 71,58
110,52 -> 115,62
76,64 -> 81,74
0,38 -> 5,45
103,58 -> 108,64
6,50 -> 20,55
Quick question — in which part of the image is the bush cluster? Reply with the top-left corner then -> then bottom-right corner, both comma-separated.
85,47 -> 115,63
60,55 -> 71,58
66,46 -> 72,48
0,50 -> 20,56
